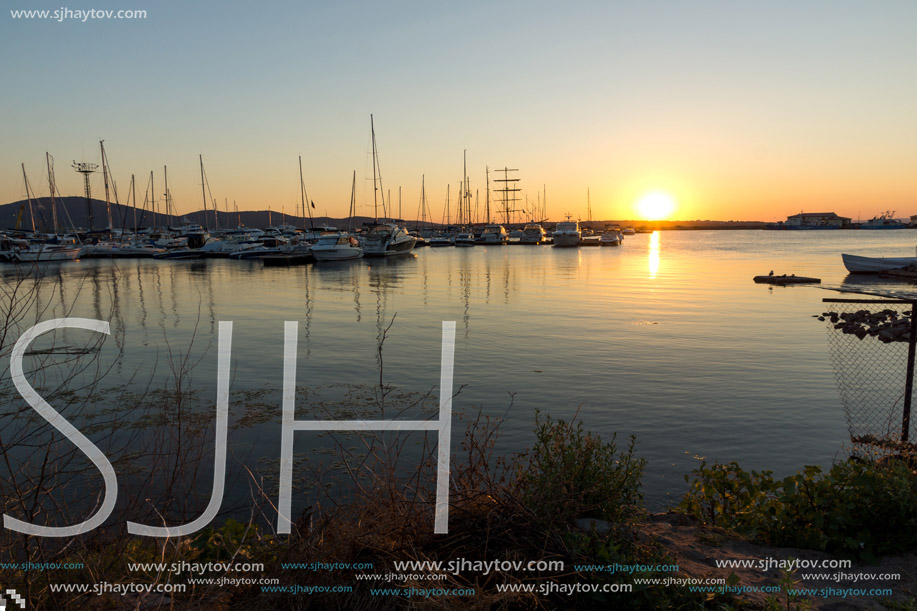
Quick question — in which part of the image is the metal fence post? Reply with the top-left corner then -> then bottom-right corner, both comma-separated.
903,303 -> 917,442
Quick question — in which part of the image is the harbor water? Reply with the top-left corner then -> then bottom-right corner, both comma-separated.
5,229 -> 917,518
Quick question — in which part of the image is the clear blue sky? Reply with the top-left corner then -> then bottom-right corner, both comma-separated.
3,0 -> 917,221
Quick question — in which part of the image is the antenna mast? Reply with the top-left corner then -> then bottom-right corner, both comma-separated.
73,160 -> 99,230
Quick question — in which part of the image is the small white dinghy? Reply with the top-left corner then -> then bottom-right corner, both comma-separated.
842,253 -> 917,273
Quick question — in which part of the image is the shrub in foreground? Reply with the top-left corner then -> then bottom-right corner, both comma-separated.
679,458 -> 917,560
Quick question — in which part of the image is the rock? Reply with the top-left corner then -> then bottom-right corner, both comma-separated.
574,518 -> 613,536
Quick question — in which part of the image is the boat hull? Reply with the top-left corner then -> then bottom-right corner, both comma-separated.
552,234 -> 581,247
312,246 -> 363,261
842,253 -> 917,273
16,247 -> 81,262
362,238 -> 416,257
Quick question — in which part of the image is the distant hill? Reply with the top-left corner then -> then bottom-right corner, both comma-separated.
0,198 -> 379,233
0,198 -> 768,233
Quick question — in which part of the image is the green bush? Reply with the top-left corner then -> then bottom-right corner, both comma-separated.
679,459 -> 917,560
517,411 -> 646,535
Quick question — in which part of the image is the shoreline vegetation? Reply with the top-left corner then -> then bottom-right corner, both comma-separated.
2,408 -> 915,609
1,268 -> 915,610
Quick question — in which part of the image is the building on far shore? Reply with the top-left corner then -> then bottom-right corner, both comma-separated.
765,212 -> 851,230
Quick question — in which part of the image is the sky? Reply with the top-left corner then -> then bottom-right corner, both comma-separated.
2,0 -> 917,222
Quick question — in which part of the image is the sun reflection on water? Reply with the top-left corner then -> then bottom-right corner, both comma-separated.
649,230 -> 660,278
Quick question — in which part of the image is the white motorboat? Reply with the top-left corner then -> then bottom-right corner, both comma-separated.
600,228 -> 623,246
622,227 -> 636,236
454,233 -> 476,247
302,226 -> 340,243
16,244 -> 81,262
520,223 -> 546,244
552,218 -> 581,247
428,234 -> 454,247
478,224 -> 508,244
842,253 -> 917,273
81,240 -> 164,258
360,222 -> 417,256
0,236 -> 31,262
312,232 -> 363,261
153,232 -> 212,260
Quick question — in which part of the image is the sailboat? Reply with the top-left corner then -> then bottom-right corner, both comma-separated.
312,171 -> 363,262
359,115 -> 417,257
15,163 -> 80,262
580,189 -> 601,246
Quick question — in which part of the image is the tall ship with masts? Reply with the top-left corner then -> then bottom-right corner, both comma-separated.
359,115 -> 417,257
479,166 -> 519,244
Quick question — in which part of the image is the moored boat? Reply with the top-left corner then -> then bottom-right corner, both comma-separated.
15,243 -> 81,262
312,233 -> 362,261
552,217 -> 581,247
454,233 -> 476,247
600,229 -> 623,246
860,211 -> 909,229
428,234 -> 454,247
478,224 -> 508,244
520,223 -> 546,244
359,116 -> 417,257
842,253 -> 917,273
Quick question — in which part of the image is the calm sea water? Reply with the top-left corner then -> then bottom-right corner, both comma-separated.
6,229 -> 917,516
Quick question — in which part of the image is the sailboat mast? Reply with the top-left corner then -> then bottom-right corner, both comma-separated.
299,156 -> 306,230
21,163 -> 36,233
132,174 -> 137,234
200,155 -> 207,229
101,141 -> 113,232
163,165 -> 169,221
349,170 -> 356,232
371,114 -> 378,222
299,155 -> 313,231
46,153 -> 59,235
151,170 -> 157,229
463,149 -> 468,228
485,166 -> 490,224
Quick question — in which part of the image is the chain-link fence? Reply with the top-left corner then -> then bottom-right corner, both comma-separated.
822,298 -> 916,459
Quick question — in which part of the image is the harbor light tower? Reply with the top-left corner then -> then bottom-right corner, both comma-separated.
72,161 -> 98,230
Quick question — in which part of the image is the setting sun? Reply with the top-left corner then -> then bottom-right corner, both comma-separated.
636,191 -> 677,220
